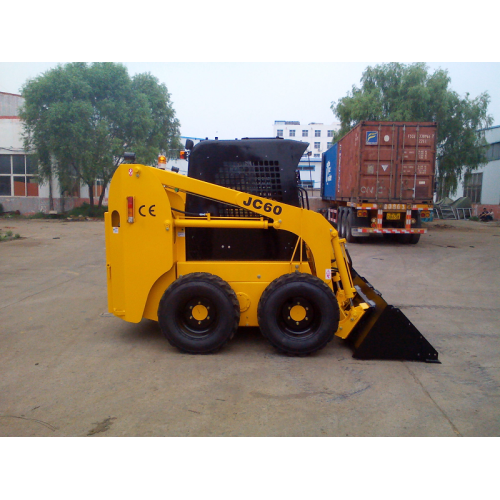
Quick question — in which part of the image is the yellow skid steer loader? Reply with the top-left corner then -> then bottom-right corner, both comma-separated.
105,139 -> 439,362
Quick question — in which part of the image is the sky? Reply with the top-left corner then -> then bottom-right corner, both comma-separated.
1,62 -> 499,141
2,4 -> 498,142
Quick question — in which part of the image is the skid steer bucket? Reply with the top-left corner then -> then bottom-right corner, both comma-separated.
349,268 -> 440,363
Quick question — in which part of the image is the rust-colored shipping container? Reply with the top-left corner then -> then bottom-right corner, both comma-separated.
321,121 -> 437,244
331,121 -> 436,203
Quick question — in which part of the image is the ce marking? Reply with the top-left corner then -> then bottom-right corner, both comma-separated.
139,204 -> 156,217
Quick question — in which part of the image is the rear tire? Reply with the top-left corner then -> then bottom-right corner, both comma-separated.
409,233 -> 421,244
408,214 -> 422,244
345,209 -> 356,243
158,273 -> 239,354
257,273 -> 340,355
338,208 -> 346,239
396,234 -> 411,244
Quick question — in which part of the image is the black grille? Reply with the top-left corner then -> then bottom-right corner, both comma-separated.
213,161 -> 283,217
185,138 -> 307,261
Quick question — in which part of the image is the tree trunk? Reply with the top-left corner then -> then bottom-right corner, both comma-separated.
87,182 -> 95,216
97,180 -> 109,209
49,173 -> 54,212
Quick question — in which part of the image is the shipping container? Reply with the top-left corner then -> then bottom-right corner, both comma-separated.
320,121 -> 437,244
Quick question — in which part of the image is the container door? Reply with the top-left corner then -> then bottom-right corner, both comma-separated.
395,125 -> 436,202
359,124 -> 398,202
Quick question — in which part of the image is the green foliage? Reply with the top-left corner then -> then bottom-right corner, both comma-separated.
0,203 -> 3,214
66,202 -> 108,218
20,63 -> 182,209
0,230 -> 20,241
27,211 -> 61,219
29,211 -> 49,219
331,63 -> 493,197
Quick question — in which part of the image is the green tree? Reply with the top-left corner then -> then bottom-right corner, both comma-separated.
20,63 -> 181,213
331,63 -> 493,198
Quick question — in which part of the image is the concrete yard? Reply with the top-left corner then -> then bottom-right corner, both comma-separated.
1,217 -> 499,437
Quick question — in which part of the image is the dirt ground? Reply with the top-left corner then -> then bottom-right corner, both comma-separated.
0,217 -> 499,437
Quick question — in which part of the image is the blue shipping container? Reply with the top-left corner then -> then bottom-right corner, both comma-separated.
321,144 -> 338,200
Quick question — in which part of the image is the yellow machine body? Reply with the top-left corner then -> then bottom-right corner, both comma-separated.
105,163 -> 439,362
105,164 -> 364,333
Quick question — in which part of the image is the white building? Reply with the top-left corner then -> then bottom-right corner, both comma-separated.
272,120 -> 340,189
165,136 -> 203,174
1,92 -> 50,212
0,91 -> 199,214
1,91 -> 108,213
455,125 -> 500,219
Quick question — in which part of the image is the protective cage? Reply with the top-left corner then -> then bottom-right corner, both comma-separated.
185,138 -> 308,261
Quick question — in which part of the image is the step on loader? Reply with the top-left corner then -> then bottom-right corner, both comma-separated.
105,138 -> 439,362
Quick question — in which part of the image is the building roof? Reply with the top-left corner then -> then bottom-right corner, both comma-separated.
478,124 -> 500,132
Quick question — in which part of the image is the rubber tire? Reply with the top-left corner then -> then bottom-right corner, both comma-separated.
395,214 -> 421,244
409,214 -> 422,244
158,273 -> 239,354
345,209 -> 356,243
396,234 -> 411,244
257,273 -> 340,355
408,233 -> 421,244
338,208 -> 346,239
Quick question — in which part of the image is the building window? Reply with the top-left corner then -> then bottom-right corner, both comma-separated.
314,154 -> 320,158
486,142 -> 500,161
463,172 -> 483,203
326,142 -> 333,149
0,154 -> 39,197
289,130 -> 295,137
93,179 -> 104,198
302,130 -> 308,137
299,180 -> 314,188
0,176 -> 10,196
327,130 -> 334,137
314,142 -> 320,149
277,129 -> 283,137
297,165 -> 315,171
315,130 -> 321,137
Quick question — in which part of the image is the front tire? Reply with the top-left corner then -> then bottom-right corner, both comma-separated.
257,273 -> 340,355
158,273 -> 239,354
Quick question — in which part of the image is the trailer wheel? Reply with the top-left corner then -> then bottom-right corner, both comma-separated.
158,273 -> 240,354
338,208 -> 346,239
408,233 -> 421,244
395,234 -> 411,244
408,214 -> 422,244
345,209 -> 356,243
257,273 -> 339,355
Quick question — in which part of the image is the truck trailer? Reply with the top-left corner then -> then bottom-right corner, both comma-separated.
320,121 -> 437,244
